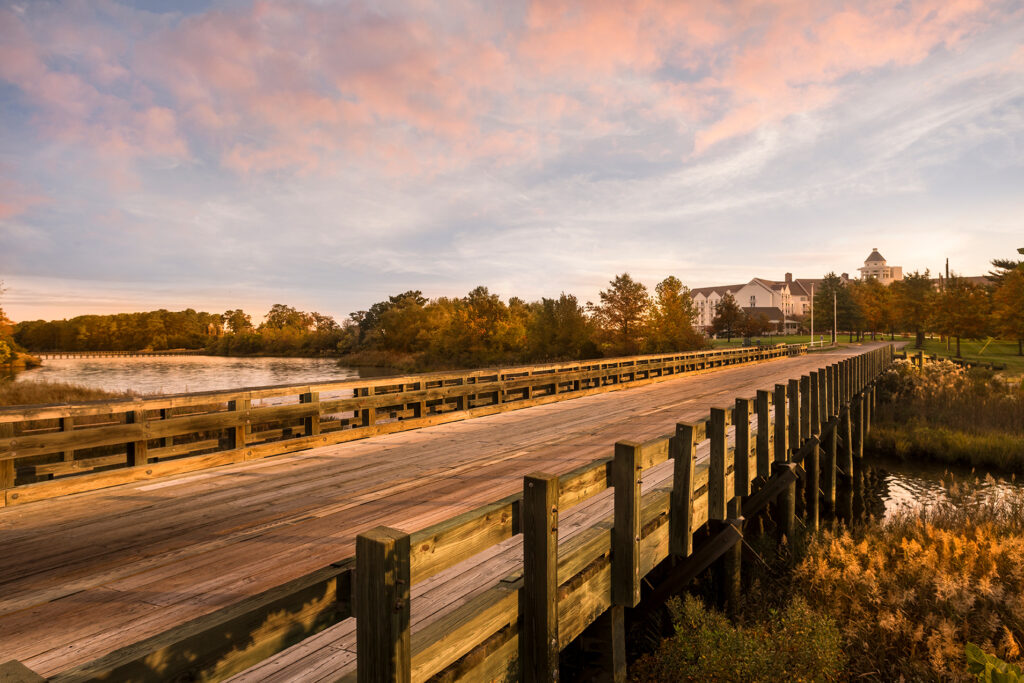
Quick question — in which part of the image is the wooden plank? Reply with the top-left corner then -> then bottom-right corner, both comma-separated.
611,442 -> 641,607
125,410 -> 149,468
356,527 -> 411,683
50,561 -> 352,683
409,496 -> 519,585
557,459 -> 611,511
521,473 -> 558,682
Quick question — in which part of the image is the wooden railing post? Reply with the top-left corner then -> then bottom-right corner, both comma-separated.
755,390 -> 772,481
0,421 -> 13,495
831,363 -> 840,416
809,371 -> 820,437
772,384 -> 795,541
0,660 -> 45,682
733,399 -> 752,498
787,379 -> 800,457
522,473 -> 559,682
301,391 -> 321,437
126,409 -> 149,467
361,388 -> 376,427
227,398 -> 250,452
612,441 -> 642,607
356,526 -> 411,683
709,407 -> 730,522
852,392 -> 864,460
670,423 -> 699,557
60,416 -> 76,465
773,384 -> 788,465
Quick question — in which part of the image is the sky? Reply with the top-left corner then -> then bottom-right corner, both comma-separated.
1,0 -> 1022,323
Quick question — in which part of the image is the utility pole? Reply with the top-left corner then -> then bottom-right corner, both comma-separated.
810,283 -> 814,346
832,291 -> 837,345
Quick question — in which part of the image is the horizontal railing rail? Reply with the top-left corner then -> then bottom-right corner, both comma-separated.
0,344 -> 803,506
32,344 -> 895,682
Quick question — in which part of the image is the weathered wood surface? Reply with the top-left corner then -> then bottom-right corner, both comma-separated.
0,345 -> 882,678
0,346 -> 793,505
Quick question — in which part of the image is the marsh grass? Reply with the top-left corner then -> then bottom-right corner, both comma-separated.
792,483 -> 1024,681
0,379 -> 132,407
633,481 -> 1024,681
871,359 -> 1024,471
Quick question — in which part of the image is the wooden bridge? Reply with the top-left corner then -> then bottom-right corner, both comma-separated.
0,343 -> 894,681
33,350 -> 209,360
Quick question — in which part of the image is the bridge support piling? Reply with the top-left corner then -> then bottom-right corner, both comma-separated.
578,606 -> 627,683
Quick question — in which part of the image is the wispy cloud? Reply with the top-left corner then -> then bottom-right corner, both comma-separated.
1,0 -> 1022,320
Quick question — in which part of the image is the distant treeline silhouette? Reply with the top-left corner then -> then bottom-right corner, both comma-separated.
9,275 -> 708,366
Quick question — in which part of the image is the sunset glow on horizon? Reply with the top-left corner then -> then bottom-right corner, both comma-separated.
1,0 -> 1021,322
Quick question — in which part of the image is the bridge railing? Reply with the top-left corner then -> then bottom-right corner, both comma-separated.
40,344 -> 895,683
0,344 -> 803,507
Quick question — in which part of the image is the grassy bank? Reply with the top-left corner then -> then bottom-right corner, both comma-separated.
906,338 -> 1024,374
869,358 -> 1024,472
0,379 -> 133,407
633,482 -> 1024,681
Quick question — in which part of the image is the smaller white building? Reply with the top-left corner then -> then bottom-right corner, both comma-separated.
858,249 -> 903,285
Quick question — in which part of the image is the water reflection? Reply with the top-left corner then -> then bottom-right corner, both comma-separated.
8,355 -> 398,395
862,455 -> 1023,519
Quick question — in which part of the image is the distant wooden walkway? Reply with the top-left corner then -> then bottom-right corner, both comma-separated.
0,344 -> 888,680
33,350 -> 209,359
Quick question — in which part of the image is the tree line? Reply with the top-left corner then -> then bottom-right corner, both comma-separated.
10,274 -> 708,367
805,251 -> 1024,356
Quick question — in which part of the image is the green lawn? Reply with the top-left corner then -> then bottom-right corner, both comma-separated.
710,334 -> 832,348
901,338 -> 1024,374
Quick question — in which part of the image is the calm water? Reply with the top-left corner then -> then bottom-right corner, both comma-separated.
8,355 -> 398,395
865,455 -> 1023,518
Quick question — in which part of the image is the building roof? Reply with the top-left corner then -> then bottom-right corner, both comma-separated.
742,306 -> 788,322
865,249 -> 886,263
690,284 -> 745,298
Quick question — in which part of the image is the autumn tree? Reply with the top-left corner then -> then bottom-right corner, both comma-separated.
710,293 -> 742,342
647,276 -> 702,353
992,269 -> 1024,356
591,274 -> 651,355
891,270 -> 935,349
222,309 -> 253,334
528,293 -> 595,360
740,311 -> 771,338
934,276 -> 990,358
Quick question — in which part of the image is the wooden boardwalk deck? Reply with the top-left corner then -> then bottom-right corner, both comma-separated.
0,345 -> 876,678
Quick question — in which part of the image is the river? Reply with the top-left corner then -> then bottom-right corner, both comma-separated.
6,355 -> 398,395
864,454 -> 1023,518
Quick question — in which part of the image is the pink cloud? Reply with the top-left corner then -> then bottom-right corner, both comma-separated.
0,0 -> 1013,181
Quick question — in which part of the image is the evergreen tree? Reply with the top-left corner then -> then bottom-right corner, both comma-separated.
710,293 -> 742,342
891,270 -> 935,349
592,274 -> 651,355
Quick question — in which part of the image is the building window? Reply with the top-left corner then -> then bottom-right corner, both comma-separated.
750,296 -> 756,307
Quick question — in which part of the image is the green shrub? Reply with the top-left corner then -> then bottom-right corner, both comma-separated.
967,643 -> 1023,682
630,594 -> 843,681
